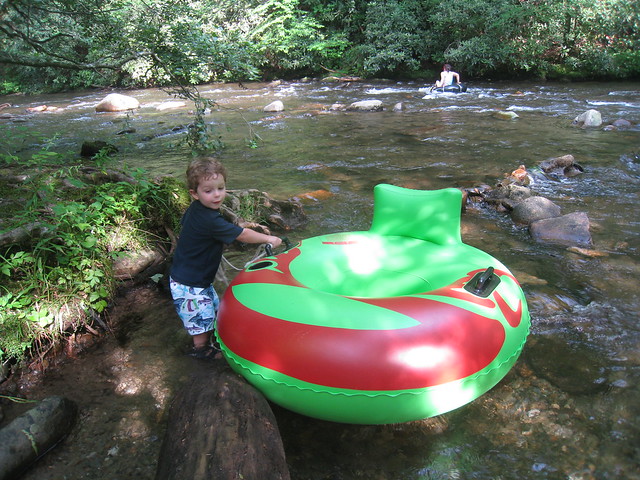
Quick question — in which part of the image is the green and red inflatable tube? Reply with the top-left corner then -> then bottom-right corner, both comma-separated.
217,184 -> 530,424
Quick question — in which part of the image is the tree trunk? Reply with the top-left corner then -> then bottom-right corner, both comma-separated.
155,358 -> 290,480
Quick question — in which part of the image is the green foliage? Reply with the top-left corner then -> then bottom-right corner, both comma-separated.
360,0 -> 429,75
0,80 -> 21,95
434,0 -> 640,79
0,148 -> 177,364
0,0 -> 638,91
613,51 -> 640,79
247,0 -> 349,76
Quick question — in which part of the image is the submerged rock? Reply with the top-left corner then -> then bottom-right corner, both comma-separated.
493,110 -> 519,120
526,335 -> 608,395
155,101 -> 187,111
292,189 -> 334,203
530,211 -> 592,247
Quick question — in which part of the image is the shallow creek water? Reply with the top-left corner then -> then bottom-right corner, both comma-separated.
1,80 -> 639,479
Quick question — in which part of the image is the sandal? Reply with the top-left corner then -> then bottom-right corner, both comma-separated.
187,344 -> 218,360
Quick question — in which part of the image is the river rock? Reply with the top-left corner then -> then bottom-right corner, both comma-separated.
610,118 -> 633,129
156,101 -> 187,111
503,184 -> 533,201
493,111 -> 519,120
573,109 -> 602,128
95,93 -> 140,112
0,396 -> 77,480
484,184 -> 533,211
223,189 -> 308,232
511,196 -> 561,224
525,335 -> 608,395
529,211 -> 592,247
112,248 -> 165,281
346,100 -> 383,112
540,154 -> 574,172
263,101 -> 284,112
539,154 -> 584,178
503,165 -> 530,186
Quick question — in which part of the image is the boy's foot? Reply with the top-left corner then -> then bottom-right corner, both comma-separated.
187,344 -> 218,360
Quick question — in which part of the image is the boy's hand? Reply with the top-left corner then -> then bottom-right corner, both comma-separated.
269,236 -> 283,248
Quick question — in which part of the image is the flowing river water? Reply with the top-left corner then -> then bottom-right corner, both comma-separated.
1,79 -> 639,479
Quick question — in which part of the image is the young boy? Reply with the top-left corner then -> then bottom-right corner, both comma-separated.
169,157 -> 282,359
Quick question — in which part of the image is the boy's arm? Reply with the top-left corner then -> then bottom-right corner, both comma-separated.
236,228 -> 282,248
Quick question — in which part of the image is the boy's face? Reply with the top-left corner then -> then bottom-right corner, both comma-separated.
189,174 -> 226,210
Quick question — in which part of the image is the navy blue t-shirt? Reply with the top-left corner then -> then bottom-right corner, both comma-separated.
170,200 -> 243,288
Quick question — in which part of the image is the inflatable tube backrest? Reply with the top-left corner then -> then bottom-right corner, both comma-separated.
369,184 -> 462,245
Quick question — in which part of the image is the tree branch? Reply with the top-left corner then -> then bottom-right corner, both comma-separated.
0,51 -> 155,71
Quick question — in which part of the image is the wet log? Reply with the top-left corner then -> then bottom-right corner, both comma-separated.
155,359 -> 290,480
0,396 -> 77,480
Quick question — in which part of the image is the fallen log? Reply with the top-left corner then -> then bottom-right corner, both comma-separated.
155,358 -> 290,480
0,396 -> 77,480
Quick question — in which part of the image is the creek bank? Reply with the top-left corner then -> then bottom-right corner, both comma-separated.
0,152 -> 308,385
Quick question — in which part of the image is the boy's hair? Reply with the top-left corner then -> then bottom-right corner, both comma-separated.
443,64 -> 452,71
186,157 -> 227,191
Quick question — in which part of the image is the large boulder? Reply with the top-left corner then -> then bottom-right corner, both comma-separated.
511,196 -> 561,225
529,211 -> 592,247
573,109 -> 602,128
95,93 -> 140,112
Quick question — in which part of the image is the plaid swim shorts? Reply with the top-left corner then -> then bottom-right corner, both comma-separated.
169,277 -> 219,336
